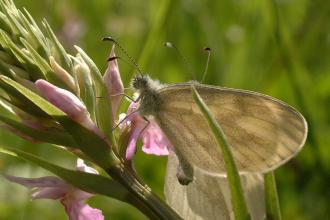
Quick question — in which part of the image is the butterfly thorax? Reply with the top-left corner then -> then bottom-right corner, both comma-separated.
131,75 -> 163,116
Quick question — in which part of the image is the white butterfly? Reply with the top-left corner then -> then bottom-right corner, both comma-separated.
131,75 -> 307,177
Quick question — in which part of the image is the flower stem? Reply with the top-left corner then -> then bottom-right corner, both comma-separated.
107,165 -> 182,220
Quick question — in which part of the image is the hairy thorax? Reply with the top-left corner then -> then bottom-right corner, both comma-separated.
138,89 -> 162,116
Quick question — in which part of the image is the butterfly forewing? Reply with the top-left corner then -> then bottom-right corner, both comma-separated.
155,83 -> 307,175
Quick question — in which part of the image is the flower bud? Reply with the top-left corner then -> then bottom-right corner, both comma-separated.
103,45 -> 124,121
49,56 -> 76,92
35,79 -> 104,139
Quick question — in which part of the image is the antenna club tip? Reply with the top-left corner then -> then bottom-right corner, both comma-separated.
203,47 -> 211,51
164,42 -> 174,48
102,36 -> 114,42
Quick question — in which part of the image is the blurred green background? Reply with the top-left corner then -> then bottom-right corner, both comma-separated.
0,0 -> 329,219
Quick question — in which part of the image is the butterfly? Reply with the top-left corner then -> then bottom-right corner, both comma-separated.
131,74 -> 307,178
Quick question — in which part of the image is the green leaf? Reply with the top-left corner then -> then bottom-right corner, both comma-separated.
0,76 -> 115,169
75,46 -> 115,147
18,10 -> 49,58
19,38 -> 70,91
0,30 -> 45,80
265,172 -> 282,220
0,98 -> 17,120
0,11 -> 12,34
192,87 -> 251,220
0,147 -> 129,201
0,115 -> 76,148
0,76 -> 50,118
74,59 -> 96,121
0,59 -> 13,77
42,19 -> 72,73
0,0 -> 20,37
20,38 -> 52,75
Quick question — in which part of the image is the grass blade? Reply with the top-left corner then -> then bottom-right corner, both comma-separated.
192,86 -> 250,220
265,172 -> 282,220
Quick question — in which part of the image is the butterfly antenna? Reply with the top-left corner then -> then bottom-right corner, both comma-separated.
107,55 -> 142,75
164,42 -> 197,80
201,47 -> 211,83
103,36 -> 143,75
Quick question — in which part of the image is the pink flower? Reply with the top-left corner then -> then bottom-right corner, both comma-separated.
35,79 -> 105,139
123,102 -> 170,160
103,45 -> 124,122
4,159 -> 104,220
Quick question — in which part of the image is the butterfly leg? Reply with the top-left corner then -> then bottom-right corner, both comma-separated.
112,108 -> 141,131
110,93 -> 137,103
139,116 -> 150,135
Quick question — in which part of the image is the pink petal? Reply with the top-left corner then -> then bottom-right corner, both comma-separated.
70,188 -> 94,201
124,102 -> 170,159
32,187 -> 68,200
125,120 -> 144,160
63,201 -> 104,220
35,80 -> 105,139
4,175 -> 66,188
141,121 -> 170,156
76,159 -> 98,174
103,45 -> 124,122
35,80 -> 87,123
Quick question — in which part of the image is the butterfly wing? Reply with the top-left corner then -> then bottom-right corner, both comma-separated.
164,150 -> 265,220
155,83 -> 307,175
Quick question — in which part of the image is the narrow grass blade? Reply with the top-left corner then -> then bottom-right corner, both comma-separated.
192,86 -> 250,220
265,172 -> 282,220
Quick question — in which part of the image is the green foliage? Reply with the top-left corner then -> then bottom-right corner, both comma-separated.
0,147 -> 129,201
0,0 -> 329,219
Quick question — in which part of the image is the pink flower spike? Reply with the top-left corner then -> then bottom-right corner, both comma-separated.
35,80 -> 105,139
123,102 -> 170,160
103,45 -> 124,122
3,159 -> 104,220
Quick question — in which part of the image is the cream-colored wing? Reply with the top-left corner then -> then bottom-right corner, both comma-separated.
155,83 -> 307,174
164,150 -> 265,220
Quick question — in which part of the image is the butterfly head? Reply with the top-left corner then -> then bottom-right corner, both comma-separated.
131,74 -> 150,92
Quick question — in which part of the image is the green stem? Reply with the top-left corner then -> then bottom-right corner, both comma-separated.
138,0 -> 173,71
265,172 -> 282,220
107,165 -> 182,220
